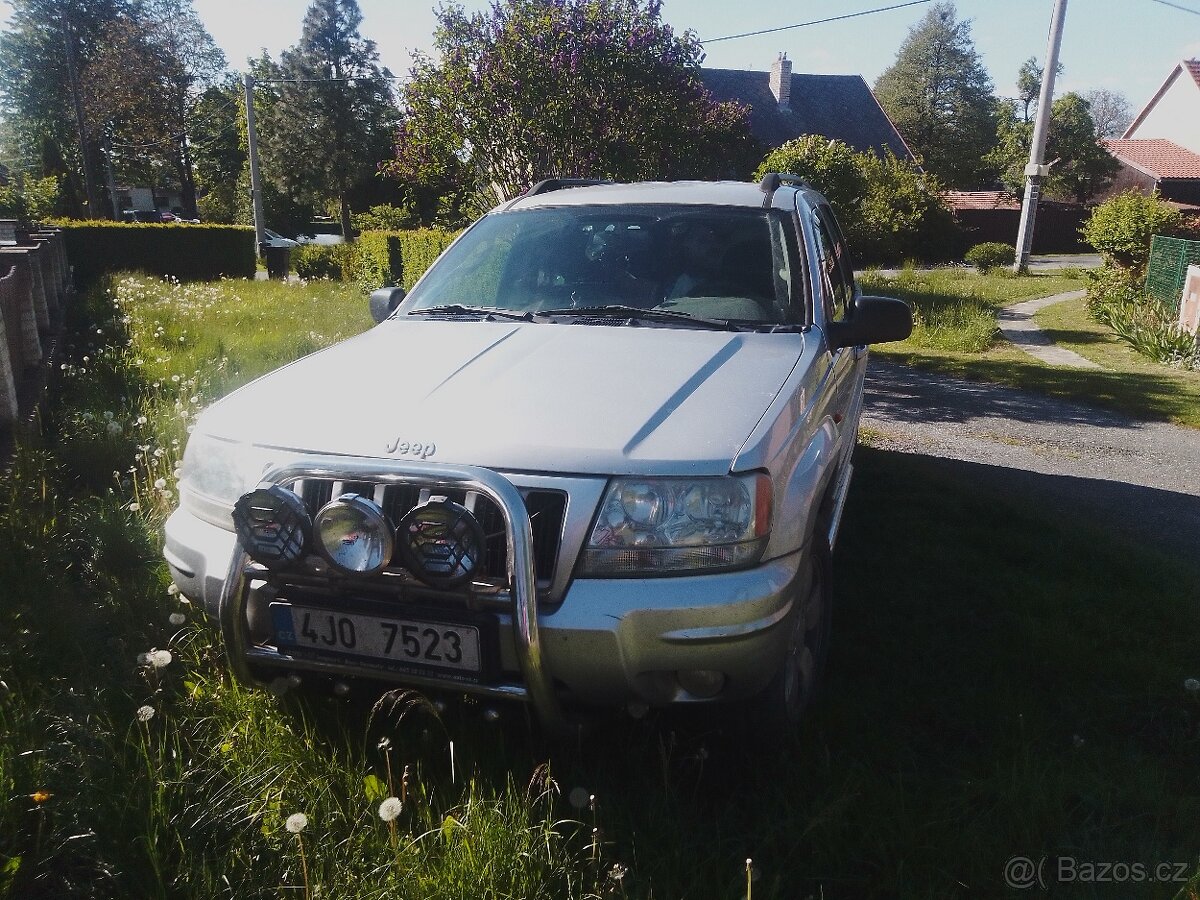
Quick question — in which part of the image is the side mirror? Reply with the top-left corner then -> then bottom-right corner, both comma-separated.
825,294 -> 913,350
369,286 -> 406,324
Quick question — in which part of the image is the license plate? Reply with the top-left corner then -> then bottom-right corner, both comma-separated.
270,604 -> 482,674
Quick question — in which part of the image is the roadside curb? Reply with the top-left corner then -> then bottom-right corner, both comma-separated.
996,290 -> 1097,369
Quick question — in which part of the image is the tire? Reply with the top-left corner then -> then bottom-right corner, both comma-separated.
751,529 -> 834,733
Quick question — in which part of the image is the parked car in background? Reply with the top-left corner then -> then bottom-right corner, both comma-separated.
262,229 -> 300,249
164,175 -> 912,734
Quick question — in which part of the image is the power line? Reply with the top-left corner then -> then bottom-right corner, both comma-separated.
701,0 -> 934,44
1148,0 -> 1200,14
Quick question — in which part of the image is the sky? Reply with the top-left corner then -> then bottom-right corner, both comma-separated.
187,0 -> 1199,111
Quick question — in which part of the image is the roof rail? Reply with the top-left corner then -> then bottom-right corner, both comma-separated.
759,172 -> 811,206
525,177 -> 614,197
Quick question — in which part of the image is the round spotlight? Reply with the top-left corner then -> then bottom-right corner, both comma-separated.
232,485 -> 311,568
397,498 -> 486,588
314,494 -> 394,575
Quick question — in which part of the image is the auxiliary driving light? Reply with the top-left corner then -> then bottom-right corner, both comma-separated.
313,494 -> 394,575
232,485 -> 311,568
396,498 -> 486,588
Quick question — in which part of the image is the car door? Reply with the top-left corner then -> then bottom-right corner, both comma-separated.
808,201 -> 864,466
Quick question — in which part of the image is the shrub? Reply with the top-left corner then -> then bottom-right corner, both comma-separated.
351,203 -> 418,232
1086,264 -> 1199,368
293,243 -> 358,281
755,136 -> 867,223
1080,190 -> 1184,270
352,228 -> 459,292
56,222 -> 255,286
964,241 -> 1016,273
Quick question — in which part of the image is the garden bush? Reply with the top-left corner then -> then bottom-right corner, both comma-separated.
1080,190 -> 1184,270
964,242 -> 1016,273
1086,264 -> 1199,368
353,228 -> 459,292
293,242 -> 358,281
56,222 -> 255,286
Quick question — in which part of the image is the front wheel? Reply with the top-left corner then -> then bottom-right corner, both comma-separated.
750,532 -> 833,732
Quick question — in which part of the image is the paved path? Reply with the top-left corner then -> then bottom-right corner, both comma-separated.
860,360 -> 1200,563
996,290 -> 1097,368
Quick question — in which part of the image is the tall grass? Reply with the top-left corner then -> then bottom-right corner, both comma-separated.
2,273 -> 1199,898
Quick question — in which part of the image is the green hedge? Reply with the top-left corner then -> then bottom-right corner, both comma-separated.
56,222 -> 256,286
293,242 -> 357,281
353,228 -> 459,292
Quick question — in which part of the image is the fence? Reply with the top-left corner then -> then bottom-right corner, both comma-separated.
1145,235 -> 1200,313
0,228 -> 71,428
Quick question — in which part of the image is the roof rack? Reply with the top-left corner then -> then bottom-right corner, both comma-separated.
525,177 -> 615,197
759,172 -> 811,206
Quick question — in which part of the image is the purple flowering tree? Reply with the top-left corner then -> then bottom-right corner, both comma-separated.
388,0 -> 755,205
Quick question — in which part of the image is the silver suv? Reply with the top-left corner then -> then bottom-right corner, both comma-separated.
164,175 -> 911,731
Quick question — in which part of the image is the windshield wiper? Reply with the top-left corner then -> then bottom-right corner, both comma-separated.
536,305 -> 738,330
406,304 -> 536,322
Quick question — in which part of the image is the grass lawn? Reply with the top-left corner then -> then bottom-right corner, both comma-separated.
860,268 -> 1200,429
3,274 -> 1199,898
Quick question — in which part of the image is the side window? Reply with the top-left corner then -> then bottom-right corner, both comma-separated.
810,205 -> 854,322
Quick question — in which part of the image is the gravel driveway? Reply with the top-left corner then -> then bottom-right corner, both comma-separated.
860,359 -> 1200,565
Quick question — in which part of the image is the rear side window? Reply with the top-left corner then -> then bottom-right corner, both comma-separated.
809,204 -> 855,322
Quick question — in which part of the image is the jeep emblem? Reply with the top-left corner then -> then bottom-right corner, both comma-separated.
386,437 -> 437,459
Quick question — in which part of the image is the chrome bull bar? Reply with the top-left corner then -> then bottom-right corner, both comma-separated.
218,457 -> 564,730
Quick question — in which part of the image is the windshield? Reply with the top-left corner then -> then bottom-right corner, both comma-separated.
404,204 -> 805,325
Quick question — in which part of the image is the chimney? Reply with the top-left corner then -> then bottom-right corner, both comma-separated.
770,52 -> 792,111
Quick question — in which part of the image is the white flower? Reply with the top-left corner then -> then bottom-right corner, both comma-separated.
285,812 -> 308,833
1186,678 -> 1200,693
169,612 -> 186,626
167,583 -> 180,596
136,705 -> 155,722
106,421 -> 123,436
128,502 -> 140,512
378,797 -> 403,822
146,649 -> 172,668
153,478 -> 167,490
136,415 -> 147,425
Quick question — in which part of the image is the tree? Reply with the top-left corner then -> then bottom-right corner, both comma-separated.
258,0 -> 399,239
0,0 -> 130,217
1081,190 -> 1183,269
1015,56 -> 1062,123
987,93 -> 1119,203
388,0 -> 755,206
873,2 -> 997,188
1081,88 -> 1134,138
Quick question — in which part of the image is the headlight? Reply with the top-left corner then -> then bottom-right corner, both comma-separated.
232,485 -> 311,568
580,474 -> 772,576
180,432 -> 280,507
314,494 -> 394,575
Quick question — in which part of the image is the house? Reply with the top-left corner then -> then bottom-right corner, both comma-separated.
1122,60 -> 1200,155
1101,138 -> 1200,209
700,54 -> 914,161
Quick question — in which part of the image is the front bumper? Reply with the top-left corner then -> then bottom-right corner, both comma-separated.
164,464 -> 804,725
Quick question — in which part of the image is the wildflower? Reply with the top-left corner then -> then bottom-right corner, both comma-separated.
136,415 -> 147,425
169,613 -> 186,626
154,478 -> 167,490
128,502 -> 140,512
154,448 -> 165,458
136,705 -> 155,722
145,649 -> 172,668
106,421 -> 123,436
1186,678 -> 1200,693
377,736 -> 391,751
285,812 -> 308,833
167,583 -> 180,596
378,797 -> 403,822
30,790 -> 52,804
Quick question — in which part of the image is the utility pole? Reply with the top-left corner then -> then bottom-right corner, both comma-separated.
243,73 -> 266,255
103,130 -> 119,220
1013,0 -> 1068,273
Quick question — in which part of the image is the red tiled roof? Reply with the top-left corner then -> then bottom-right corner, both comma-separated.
1103,138 -> 1200,179
1187,59 -> 1200,88
942,190 -> 1020,210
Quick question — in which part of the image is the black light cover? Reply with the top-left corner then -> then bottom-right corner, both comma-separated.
232,485 -> 311,568
397,498 -> 487,588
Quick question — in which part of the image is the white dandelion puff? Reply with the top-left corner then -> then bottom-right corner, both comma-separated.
167,583 -> 180,596
1185,678 -> 1200,693
285,812 -> 308,833
146,649 -> 172,668
169,612 -> 186,626
136,705 -> 155,722
378,797 -> 403,822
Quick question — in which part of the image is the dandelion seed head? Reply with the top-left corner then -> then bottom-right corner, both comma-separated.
169,612 -> 186,626
285,812 -> 308,833
154,478 -> 167,490
568,787 -> 589,810
1185,677 -> 1200,693
378,797 -> 403,821
147,649 -> 172,668
167,583 -> 180,596
136,704 -> 155,722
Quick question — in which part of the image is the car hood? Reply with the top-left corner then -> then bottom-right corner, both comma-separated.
198,319 -> 805,476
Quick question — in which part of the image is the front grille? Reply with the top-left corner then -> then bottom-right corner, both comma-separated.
295,479 -> 565,585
